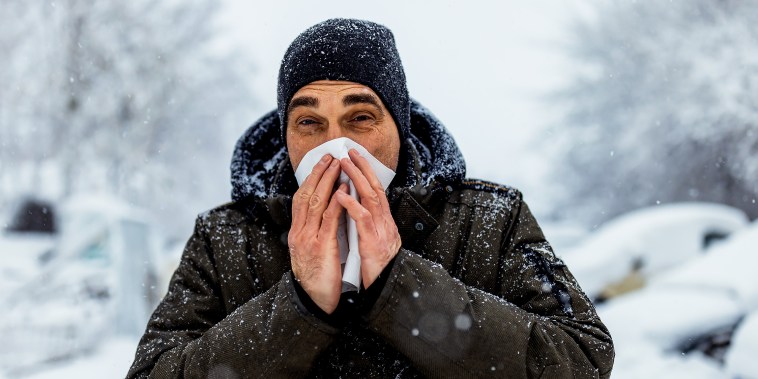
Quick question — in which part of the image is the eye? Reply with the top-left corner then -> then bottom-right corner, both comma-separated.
298,118 -> 319,126
351,114 -> 374,123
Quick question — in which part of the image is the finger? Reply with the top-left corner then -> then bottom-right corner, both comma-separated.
292,154 -> 333,231
304,158 -> 341,234
335,190 -> 378,240
348,149 -> 385,192
347,149 -> 392,214
318,183 -> 347,246
339,157 -> 384,219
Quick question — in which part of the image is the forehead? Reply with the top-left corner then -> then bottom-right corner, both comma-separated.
293,80 -> 378,98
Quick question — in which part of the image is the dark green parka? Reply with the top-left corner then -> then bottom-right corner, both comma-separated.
127,102 -> 614,378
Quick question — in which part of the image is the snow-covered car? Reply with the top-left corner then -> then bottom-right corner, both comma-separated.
0,199 -> 59,295
727,311 -> 758,378
597,220 -> 758,378
0,233 -> 57,293
0,195 -> 163,375
539,222 -> 588,254
560,202 -> 749,301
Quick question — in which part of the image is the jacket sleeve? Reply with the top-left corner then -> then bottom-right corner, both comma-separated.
126,216 -> 339,379
363,200 -> 615,379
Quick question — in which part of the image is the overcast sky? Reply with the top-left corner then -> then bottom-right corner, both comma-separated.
214,1 -> 594,215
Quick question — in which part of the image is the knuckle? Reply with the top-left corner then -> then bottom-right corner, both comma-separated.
368,193 -> 381,206
298,191 -> 311,202
359,209 -> 372,221
288,235 -> 299,248
322,208 -> 336,220
309,194 -> 322,208
289,231 -> 305,245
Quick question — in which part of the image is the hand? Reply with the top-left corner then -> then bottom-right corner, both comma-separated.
336,149 -> 402,288
289,154 -> 346,314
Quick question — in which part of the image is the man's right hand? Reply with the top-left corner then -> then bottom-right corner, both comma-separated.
288,154 -> 346,314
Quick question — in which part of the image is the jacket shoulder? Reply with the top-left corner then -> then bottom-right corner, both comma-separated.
435,179 -> 525,238
453,179 -> 524,212
197,199 -> 256,228
459,178 -> 523,200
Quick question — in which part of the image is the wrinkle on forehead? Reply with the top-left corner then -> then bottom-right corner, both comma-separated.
297,80 -> 374,94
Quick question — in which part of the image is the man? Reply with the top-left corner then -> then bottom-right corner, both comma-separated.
128,19 -> 614,378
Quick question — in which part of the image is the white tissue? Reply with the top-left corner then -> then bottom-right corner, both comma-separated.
294,137 -> 395,292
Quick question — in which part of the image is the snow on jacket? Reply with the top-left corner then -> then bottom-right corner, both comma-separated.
127,101 -> 614,378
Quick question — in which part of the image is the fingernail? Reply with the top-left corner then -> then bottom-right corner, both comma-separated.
321,155 -> 331,163
350,149 -> 360,156
330,159 -> 339,168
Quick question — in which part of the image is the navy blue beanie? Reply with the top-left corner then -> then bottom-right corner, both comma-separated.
277,19 -> 410,143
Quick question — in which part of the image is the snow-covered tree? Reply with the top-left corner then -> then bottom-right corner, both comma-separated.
551,0 -> 758,224
1,0 -> 254,238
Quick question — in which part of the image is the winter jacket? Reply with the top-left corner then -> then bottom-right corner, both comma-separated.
127,101 -> 614,378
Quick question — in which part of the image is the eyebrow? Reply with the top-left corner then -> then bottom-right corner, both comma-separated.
343,94 -> 384,115
287,93 -> 385,116
288,96 -> 319,115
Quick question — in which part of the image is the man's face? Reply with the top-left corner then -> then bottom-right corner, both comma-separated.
286,80 -> 401,172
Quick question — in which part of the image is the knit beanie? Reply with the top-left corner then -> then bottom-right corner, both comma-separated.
277,18 -> 410,144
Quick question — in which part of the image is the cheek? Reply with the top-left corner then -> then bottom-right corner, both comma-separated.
286,135 -> 310,172
383,137 -> 401,171
362,134 -> 400,171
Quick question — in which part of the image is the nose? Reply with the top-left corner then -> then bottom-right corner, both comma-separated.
325,122 -> 345,141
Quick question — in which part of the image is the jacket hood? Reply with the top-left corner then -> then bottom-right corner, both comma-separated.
230,100 -> 466,201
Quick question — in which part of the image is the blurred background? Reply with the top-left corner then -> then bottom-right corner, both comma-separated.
1,0 -> 757,377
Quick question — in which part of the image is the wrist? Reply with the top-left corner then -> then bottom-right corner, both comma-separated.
293,275 -> 338,314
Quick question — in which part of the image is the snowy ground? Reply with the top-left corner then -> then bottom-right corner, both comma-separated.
1,336 -> 137,379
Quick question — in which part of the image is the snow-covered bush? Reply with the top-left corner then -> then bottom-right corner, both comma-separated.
0,0 -> 254,238
552,0 -> 758,224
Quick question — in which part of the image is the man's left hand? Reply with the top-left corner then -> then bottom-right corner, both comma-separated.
335,148 -> 402,288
